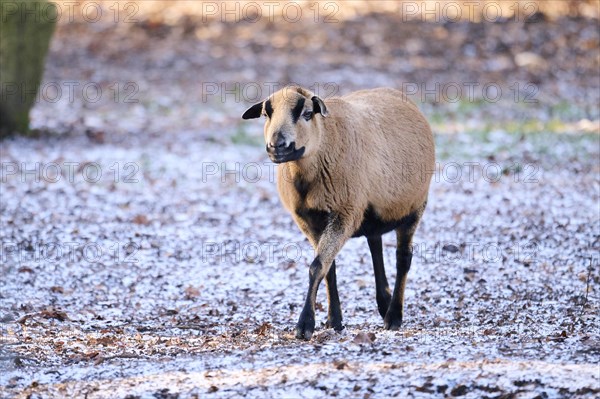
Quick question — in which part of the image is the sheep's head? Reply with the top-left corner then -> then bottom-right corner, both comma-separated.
242,86 -> 328,164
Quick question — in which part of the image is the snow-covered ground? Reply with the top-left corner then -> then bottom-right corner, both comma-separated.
1,127 -> 598,398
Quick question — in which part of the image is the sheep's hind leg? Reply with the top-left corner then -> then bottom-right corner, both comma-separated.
367,235 -> 391,319
384,207 -> 424,330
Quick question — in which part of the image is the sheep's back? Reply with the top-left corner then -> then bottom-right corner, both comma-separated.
338,88 -> 435,221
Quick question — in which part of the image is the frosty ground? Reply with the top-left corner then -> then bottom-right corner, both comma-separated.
1,4 -> 600,398
1,124 -> 598,398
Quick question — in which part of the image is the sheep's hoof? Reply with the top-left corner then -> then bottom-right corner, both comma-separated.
295,316 -> 315,340
325,318 -> 345,332
376,292 -> 392,319
383,309 -> 403,331
377,300 -> 391,319
377,307 -> 388,319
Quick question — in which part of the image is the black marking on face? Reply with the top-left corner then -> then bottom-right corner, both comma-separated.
291,97 -> 306,124
352,205 -> 420,238
264,99 -> 273,118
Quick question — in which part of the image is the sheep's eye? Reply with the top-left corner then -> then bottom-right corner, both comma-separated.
303,111 -> 313,121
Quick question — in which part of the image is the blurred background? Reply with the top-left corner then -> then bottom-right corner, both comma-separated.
1,1 -> 599,397
3,0 -> 598,141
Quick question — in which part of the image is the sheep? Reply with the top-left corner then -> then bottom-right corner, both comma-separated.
242,85 -> 435,340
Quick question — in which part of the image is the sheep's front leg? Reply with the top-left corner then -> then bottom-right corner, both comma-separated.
296,216 -> 349,340
324,261 -> 343,331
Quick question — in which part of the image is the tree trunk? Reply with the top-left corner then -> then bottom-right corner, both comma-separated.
0,0 -> 56,136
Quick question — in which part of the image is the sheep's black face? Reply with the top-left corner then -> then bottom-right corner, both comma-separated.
266,141 -> 305,164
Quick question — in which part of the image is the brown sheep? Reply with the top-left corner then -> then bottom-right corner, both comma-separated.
242,86 -> 435,340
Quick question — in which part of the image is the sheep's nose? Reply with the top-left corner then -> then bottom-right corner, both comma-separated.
269,134 -> 286,149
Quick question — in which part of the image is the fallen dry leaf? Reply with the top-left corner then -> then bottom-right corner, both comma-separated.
352,332 -> 376,345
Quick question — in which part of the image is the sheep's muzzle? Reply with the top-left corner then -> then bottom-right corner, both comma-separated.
266,142 -> 305,164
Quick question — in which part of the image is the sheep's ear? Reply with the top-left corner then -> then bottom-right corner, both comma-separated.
311,96 -> 329,117
242,102 -> 263,119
